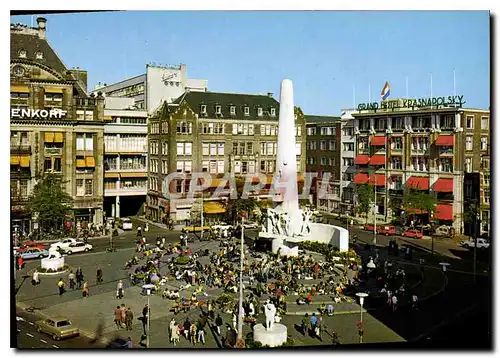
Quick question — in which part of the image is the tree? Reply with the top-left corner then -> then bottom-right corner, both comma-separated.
463,198 -> 480,237
189,200 -> 203,225
403,188 -> 437,228
27,173 -> 73,233
355,184 -> 374,224
223,198 -> 257,225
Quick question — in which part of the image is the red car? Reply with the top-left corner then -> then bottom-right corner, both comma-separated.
402,229 -> 424,239
17,241 -> 49,252
364,224 -> 376,232
378,225 -> 396,236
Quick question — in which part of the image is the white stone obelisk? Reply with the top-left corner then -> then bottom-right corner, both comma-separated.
273,79 -> 301,236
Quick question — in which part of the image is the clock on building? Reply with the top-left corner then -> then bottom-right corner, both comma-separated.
11,65 -> 26,77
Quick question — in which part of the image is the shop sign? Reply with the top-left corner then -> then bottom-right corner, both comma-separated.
357,95 -> 466,112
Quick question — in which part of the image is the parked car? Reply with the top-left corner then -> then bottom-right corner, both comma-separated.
18,241 -> 49,251
402,229 -> 424,239
35,317 -> 79,340
415,224 -> 434,236
377,225 -> 397,236
181,226 -> 212,233
120,218 -> 133,231
434,225 -> 454,237
50,238 -> 78,251
19,247 -> 50,260
61,242 -> 93,255
363,224 -> 376,232
212,223 -> 233,231
460,238 -> 490,250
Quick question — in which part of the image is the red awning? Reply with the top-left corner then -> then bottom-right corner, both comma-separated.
353,172 -> 369,184
368,174 -> 385,186
403,207 -> 428,214
434,204 -> 453,221
433,178 -> 454,192
435,135 -> 454,146
369,155 -> 386,165
354,155 -> 370,165
370,136 -> 386,146
406,176 -> 430,190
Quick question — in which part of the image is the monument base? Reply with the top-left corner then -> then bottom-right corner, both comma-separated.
253,323 -> 288,347
41,257 -> 65,271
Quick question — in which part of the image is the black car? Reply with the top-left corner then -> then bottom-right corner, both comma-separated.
106,337 -> 129,349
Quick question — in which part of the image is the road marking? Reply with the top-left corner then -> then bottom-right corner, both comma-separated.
52,345 -> 59,348
28,321 -> 34,326
26,333 -> 34,338
40,339 -> 47,344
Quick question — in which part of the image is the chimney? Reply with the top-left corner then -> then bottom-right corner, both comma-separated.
36,17 -> 47,39
267,92 -> 274,98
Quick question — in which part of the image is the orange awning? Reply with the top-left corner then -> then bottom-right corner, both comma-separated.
434,204 -> 453,221
20,156 -> 30,167
368,174 -> 386,186
353,172 -> 369,184
76,159 -> 86,168
85,157 -> 95,168
44,132 -> 54,143
11,85 -> 29,93
53,132 -> 64,143
354,155 -> 370,165
435,135 -> 454,146
433,178 -> 453,193
369,155 -> 386,165
105,172 -> 120,179
406,176 -> 430,190
203,201 -> 226,214
370,136 -> 386,146
10,156 -> 20,165
44,87 -> 64,93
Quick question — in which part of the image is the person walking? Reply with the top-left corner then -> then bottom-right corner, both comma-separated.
32,271 -> 40,286
117,280 -> 124,299
412,294 -> 419,311
141,304 -> 149,336
169,318 -> 176,341
183,317 -> 191,341
82,281 -> 89,297
125,307 -> 134,331
197,323 -> 206,345
76,268 -> 84,289
392,294 -> 398,312
309,313 -> 317,332
57,278 -> 65,296
301,314 -> 309,336
68,271 -> 76,290
190,323 -> 197,345
215,314 -> 223,336
114,306 -> 123,329
96,267 -> 103,284
137,226 -> 142,238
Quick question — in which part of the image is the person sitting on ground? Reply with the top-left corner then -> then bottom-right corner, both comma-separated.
319,302 -> 326,315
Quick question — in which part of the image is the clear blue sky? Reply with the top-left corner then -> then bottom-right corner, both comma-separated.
11,11 -> 490,114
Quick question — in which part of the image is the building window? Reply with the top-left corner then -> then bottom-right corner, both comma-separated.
320,157 -> 327,165
76,179 -> 93,196
481,116 -> 488,130
329,158 -> 335,166
200,105 -> 207,114
391,137 -> 402,150
440,115 -> 454,129
481,158 -> 489,170
465,157 -> 472,173
481,137 -> 488,151
162,160 -> 168,173
215,105 -> 221,114
343,127 -> 353,136
85,179 -> 93,195
320,140 -> 326,150
230,106 -> 236,115
76,133 -> 93,151
161,122 -> 168,133
232,123 -> 254,135
391,157 -> 402,170
176,122 -> 193,134
295,143 -> 301,156
343,143 -> 354,151
260,160 -> 275,173
483,173 -> 490,186
484,189 -> 490,204
392,117 -> 404,130
295,125 -> 302,137
308,141 -> 317,150
270,108 -> 276,117
176,161 -> 192,173
343,157 -> 354,166
244,106 -> 250,116
320,127 -> 335,136
202,122 -> 225,135
307,157 -> 316,165
260,142 -> 277,156
439,158 -> 453,172
376,118 -> 386,130
162,142 -> 168,155
466,115 -> 474,129
358,137 -> 369,152
257,108 -> 263,117
18,49 -> 27,58
120,156 -> 146,170
360,119 -> 370,131
329,140 -> 336,151
465,136 -> 473,151
307,127 -> 317,136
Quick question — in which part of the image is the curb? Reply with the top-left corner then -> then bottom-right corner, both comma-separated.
284,309 -> 366,316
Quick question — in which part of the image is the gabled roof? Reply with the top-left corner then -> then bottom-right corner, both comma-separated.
305,115 -> 341,124
172,91 -> 280,120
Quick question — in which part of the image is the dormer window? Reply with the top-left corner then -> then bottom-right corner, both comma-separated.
244,106 -> 250,116
200,105 -> 207,114
215,105 -> 222,114
35,51 -> 43,59
18,49 -> 27,58
270,108 -> 276,117
257,107 -> 263,117
230,106 -> 236,115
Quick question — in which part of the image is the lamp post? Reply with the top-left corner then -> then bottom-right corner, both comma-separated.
142,284 -> 155,348
200,194 -> 204,241
355,292 -> 368,343
235,211 -> 246,348
373,175 -> 377,246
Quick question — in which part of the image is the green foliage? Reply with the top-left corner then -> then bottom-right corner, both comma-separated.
403,188 -> 437,227
223,198 -> 257,224
27,173 -> 73,232
355,184 -> 374,221
297,241 -> 359,264
35,264 -> 70,273
175,256 -> 190,265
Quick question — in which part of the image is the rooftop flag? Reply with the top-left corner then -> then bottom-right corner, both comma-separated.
381,81 -> 391,100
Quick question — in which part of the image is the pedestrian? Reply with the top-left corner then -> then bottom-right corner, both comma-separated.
141,304 -> 149,335
309,313 -> 317,332
412,294 -> 419,311
117,280 -> 124,299
392,294 -> 398,312
301,313 -> 309,335
114,306 -> 123,329
190,323 -> 197,345
215,314 -> 223,336
32,271 -> 40,286
161,237 -> 166,249
183,317 -> 191,340
145,223 -> 149,233
68,271 -> 76,290
197,323 -> 206,345
76,268 -> 84,289
232,311 -> 237,331
96,267 -> 103,284
123,337 -> 133,348
82,281 -> 89,297
57,278 -> 65,296
169,318 -> 176,341
125,307 -> 134,331
120,304 -> 126,325
137,226 -> 142,238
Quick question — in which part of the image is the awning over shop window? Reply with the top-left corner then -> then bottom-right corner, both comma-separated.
354,155 -> 370,165
54,132 -> 64,143
11,85 -> 30,93
403,207 -> 428,214
44,87 -> 64,93
203,201 -> 226,214
368,174 -> 386,186
44,132 -> 54,143
20,156 -> 30,167
435,135 -> 454,146
433,178 -> 454,192
353,172 -> 369,184
370,136 -> 386,146
120,172 -> 147,178
369,155 -> 386,165
434,204 -> 453,221
10,156 -> 20,165
105,172 -> 120,179
85,157 -> 95,168
76,159 -> 86,168
406,176 -> 430,190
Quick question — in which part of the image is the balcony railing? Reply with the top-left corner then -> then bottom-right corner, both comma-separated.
11,144 -> 31,154
45,147 -> 63,155
439,148 -> 454,156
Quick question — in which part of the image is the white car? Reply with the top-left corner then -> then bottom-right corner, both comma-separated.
461,238 -> 490,250
121,218 -> 133,231
62,242 -> 93,255
50,238 -> 78,251
212,223 -> 233,231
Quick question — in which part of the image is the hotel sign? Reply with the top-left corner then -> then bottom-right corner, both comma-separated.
357,95 -> 466,111
11,108 -> 67,119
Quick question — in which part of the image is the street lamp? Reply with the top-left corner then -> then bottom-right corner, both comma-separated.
142,284 -> 155,348
235,211 -> 246,348
355,292 -> 368,343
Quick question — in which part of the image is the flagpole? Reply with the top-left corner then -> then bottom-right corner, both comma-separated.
430,73 -> 433,109
406,76 -> 409,99
453,69 -> 456,97
353,85 -> 356,108
368,84 -> 371,103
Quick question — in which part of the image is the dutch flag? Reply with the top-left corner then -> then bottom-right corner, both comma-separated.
381,81 -> 390,100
